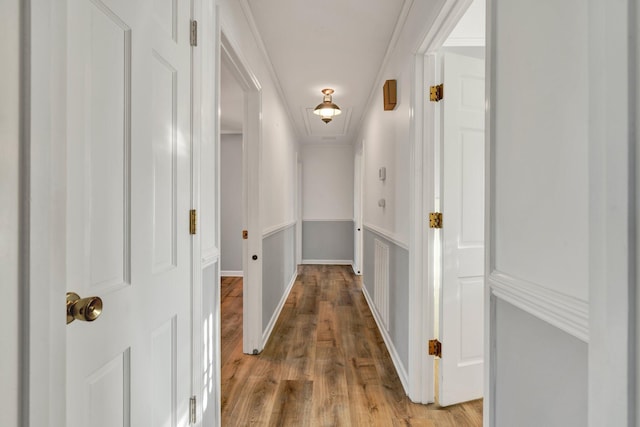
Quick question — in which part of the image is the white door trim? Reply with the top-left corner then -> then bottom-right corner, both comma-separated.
352,141 -> 364,276
219,29 -> 264,354
296,153 -> 302,265
406,0 -> 473,404
585,0 -> 636,425
26,0 -> 67,425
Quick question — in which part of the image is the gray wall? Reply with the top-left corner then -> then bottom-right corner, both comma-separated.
220,134 -> 243,273
302,220 -> 354,262
0,0 -> 21,424
494,299 -> 587,426
262,224 -> 297,331
201,262 -> 219,426
362,227 -> 409,370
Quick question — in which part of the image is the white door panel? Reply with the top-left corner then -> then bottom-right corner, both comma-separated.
66,0 -> 192,425
439,51 -> 485,406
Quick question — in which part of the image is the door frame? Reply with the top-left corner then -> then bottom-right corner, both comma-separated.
191,0 -> 215,425
406,0 -> 473,403
24,0 -> 67,424
219,28 -> 264,355
296,153 -> 302,265
352,141 -> 364,275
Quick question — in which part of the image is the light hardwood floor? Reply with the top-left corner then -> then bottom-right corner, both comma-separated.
221,265 -> 482,426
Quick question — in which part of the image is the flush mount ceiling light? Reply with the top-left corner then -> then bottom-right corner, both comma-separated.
313,88 -> 342,124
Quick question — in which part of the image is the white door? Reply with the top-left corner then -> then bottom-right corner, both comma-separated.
439,51 -> 485,406
65,0 -> 192,425
353,144 -> 363,275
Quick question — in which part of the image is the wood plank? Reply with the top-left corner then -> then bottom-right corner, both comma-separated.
221,265 -> 483,427
268,380 -> 313,427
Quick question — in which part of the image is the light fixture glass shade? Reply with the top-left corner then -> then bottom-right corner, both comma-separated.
313,88 -> 342,123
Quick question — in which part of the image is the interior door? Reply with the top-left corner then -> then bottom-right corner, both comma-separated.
439,51 -> 485,406
353,144 -> 363,275
65,0 -> 192,425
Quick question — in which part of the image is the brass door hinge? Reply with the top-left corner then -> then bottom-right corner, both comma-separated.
190,20 -> 198,46
242,230 -> 248,240
429,212 -> 443,229
430,84 -> 444,102
189,395 -> 197,424
190,209 -> 197,235
428,339 -> 442,358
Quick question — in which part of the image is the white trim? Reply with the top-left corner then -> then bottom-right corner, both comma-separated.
484,0 -> 496,424
363,223 -> 409,251
296,155 -> 302,265
418,0 -> 473,53
586,0 -> 636,424
29,0 -> 67,424
302,218 -> 354,223
301,259 -> 353,265
442,37 -> 485,47
219,26 -> 263,356
201,247 -> 220,267
351,263 -> 362,275
361,283 -> 410,393
405,51 -> 435,404
221,270 -> 243,277
405,0 -> 476,405
262,220 -> 296,238
488,271 -> 589,343
261,271 -> 298,348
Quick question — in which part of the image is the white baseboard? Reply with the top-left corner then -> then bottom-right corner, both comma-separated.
221,270 -> 243,277
361,282 -> 409,393
261,270 -> 298,348
301,259 -> 353,265
351,263 -> 362,275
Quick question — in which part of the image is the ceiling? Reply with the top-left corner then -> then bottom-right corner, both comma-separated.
219,0 -> 483,144
219,0 -> 412,144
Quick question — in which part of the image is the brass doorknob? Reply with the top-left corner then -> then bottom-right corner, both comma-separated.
66,292 -> 103,324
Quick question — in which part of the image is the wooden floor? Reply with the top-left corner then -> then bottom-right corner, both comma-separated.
221,265 -> 482,426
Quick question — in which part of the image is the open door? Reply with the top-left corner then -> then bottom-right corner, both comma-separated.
65,0 -> 193,424
439,51 -> 485,406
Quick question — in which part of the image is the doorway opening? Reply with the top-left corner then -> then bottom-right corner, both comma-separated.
219,30 -> 264,355
427,0 -> 486,408
220,50 -> 247,369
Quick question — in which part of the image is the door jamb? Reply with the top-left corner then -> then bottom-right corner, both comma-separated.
407,0 -> 472,404
352,141 -> 364,276
296,153 -> 302,265
219,29 -> 264,355
25,0 -> 67,425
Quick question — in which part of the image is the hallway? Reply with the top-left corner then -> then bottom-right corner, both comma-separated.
221,265 -> 482,426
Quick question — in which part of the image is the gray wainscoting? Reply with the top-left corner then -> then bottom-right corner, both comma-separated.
302,220 -> 354,262
262,224 -> 297,331
362,227 -> 409,370
201,262 -> 219,427
494,298 -> 587,426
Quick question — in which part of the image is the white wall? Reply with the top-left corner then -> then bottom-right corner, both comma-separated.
0,0 -> 21,423
220,134 -> 243,273
301,144 -> 354,220
359,67 -> 411,245
355,1 -> 449,397
217,0 -> 299,233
